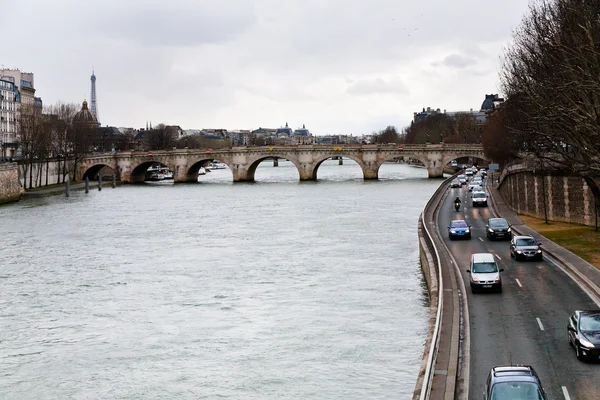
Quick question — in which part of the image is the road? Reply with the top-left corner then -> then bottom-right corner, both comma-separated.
436,180 -> 600,399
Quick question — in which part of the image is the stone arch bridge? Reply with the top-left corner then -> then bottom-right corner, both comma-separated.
78,144 -> 487,183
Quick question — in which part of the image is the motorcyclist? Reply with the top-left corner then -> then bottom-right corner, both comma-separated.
454,196 -> 461,205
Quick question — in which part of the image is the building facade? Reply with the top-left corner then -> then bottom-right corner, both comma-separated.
0,79 -> 20,160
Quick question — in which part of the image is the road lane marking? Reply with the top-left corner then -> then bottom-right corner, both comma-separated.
515,279 -> 523,288
495,254 -> 501,260
562,386 -> 571,400
536,318 -> 545,331
479,237 -> 484,242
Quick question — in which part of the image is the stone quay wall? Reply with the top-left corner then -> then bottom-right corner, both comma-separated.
498,169 -> 597,227
0,163 -> 24,204
17,158 -> 76,189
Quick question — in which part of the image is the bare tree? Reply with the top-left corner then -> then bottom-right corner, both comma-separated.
500,0 -> 600,221
44,102 -> 78,183
147,123 -> 176,150
374,126 -> 401,143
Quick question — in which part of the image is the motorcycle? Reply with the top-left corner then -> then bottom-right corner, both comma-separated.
454,201 -> 460,211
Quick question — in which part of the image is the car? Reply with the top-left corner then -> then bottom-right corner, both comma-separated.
510,235 -> 543,261
450,179 -> 461,188
448,220 -> 471,240
484,365 -> 547,400
465,168 -> 474,177
568,310 -> 600,361
466,253 -> 503,293
451,160 -> 458,167
457,175 -> 467,185
472,191 -> 488,207
486,218 -> 512,240
467,181 -> 480,191
480,168 -> 487,176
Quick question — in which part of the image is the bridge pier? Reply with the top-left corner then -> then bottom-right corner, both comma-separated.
273,159 -> 278,167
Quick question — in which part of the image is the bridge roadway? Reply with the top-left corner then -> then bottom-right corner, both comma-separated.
436,181 -> 600,399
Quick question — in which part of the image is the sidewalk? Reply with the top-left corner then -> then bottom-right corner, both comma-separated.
22,181 -> 109,197
487,183 -> 600,299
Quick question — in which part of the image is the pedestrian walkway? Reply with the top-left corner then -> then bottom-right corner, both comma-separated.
488,183 -> 600,296
22,181 -> 106,197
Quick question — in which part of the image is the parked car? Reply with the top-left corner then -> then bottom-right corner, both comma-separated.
448,220 -> 471,240
450,179 -> 461,188
510,235 -> 543,261
484,365 -> 547,400
472,191 -> 488,207
486,218 -> 512,240
568,310 -> 600,361
466,253 -> 503,293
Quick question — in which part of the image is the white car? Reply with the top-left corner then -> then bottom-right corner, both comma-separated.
472,191 -> 488,207
468,181 -> 482,191
467,253 -> 503,293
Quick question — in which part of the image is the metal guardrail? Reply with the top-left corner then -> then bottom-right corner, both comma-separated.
418,171 -> 462,400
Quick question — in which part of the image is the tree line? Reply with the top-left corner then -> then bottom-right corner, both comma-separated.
481,0 -> 600,216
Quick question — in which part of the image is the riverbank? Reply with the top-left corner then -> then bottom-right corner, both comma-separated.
22,180 -> 120,198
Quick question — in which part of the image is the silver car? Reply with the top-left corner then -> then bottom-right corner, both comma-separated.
466,253 -> 503,293
510,235 -> 543,261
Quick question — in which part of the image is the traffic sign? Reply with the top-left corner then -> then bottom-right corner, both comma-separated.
488,163 -> 499,172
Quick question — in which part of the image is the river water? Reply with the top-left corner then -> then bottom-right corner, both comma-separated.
1,160 -> 440,400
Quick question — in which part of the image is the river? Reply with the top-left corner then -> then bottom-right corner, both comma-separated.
0,160 -> 440,400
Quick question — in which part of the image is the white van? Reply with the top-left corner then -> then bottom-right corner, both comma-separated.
466,253 -> 503,293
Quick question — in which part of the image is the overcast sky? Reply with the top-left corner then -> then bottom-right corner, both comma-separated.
3,0 -> 529,134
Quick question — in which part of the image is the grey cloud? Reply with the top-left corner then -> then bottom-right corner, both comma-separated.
91,1 -> 257,47
347,78 -> 409,96
437,54 -> 478,69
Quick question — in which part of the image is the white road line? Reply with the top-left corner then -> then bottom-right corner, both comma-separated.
495,254 -> 501,260
515,279 -> 523,288
479,237 -> 484,242
536,317 -> 545,331
562,386 -> 571,400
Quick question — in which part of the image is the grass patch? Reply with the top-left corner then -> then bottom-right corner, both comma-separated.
518,215 -> 600,269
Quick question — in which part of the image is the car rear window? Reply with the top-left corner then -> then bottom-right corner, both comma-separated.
473,193 -> 486,198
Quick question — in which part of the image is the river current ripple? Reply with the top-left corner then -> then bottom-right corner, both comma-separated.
0,161 -> 440,399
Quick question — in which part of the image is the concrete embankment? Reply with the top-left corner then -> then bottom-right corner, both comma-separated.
0,163 -> 24,205
413,172 -> 466,400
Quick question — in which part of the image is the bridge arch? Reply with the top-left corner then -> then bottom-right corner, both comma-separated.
187,157 -> 234,182
311,154 -> 366,180
130,160 -> 175,183
246,155 -> 302,181
442,153 -> 489,168
82,163 -> 118,181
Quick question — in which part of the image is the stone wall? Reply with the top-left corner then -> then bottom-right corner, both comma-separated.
17,159 -> 76,189
0,163 -> 24,204
499,170 -> 597,227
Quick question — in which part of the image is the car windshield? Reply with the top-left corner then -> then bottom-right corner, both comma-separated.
516,238 -> 537,246
580,314 -> 600,331
490,382 -> 544,400
451,221 -> 468,228
473,193 -> 486,198
490,219 -> 509,228
472,262 -> 497,273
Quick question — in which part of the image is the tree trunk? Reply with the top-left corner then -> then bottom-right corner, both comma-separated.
29,156 -> 33,189
45,159 -> 49,186
22,162 -> 28,189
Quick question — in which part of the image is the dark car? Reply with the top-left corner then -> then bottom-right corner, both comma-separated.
448,220 -> 471,240
486,218 -> 512,240
568,310 -> 600,361
510,235 -> 543,261
484,365 -> 547,400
